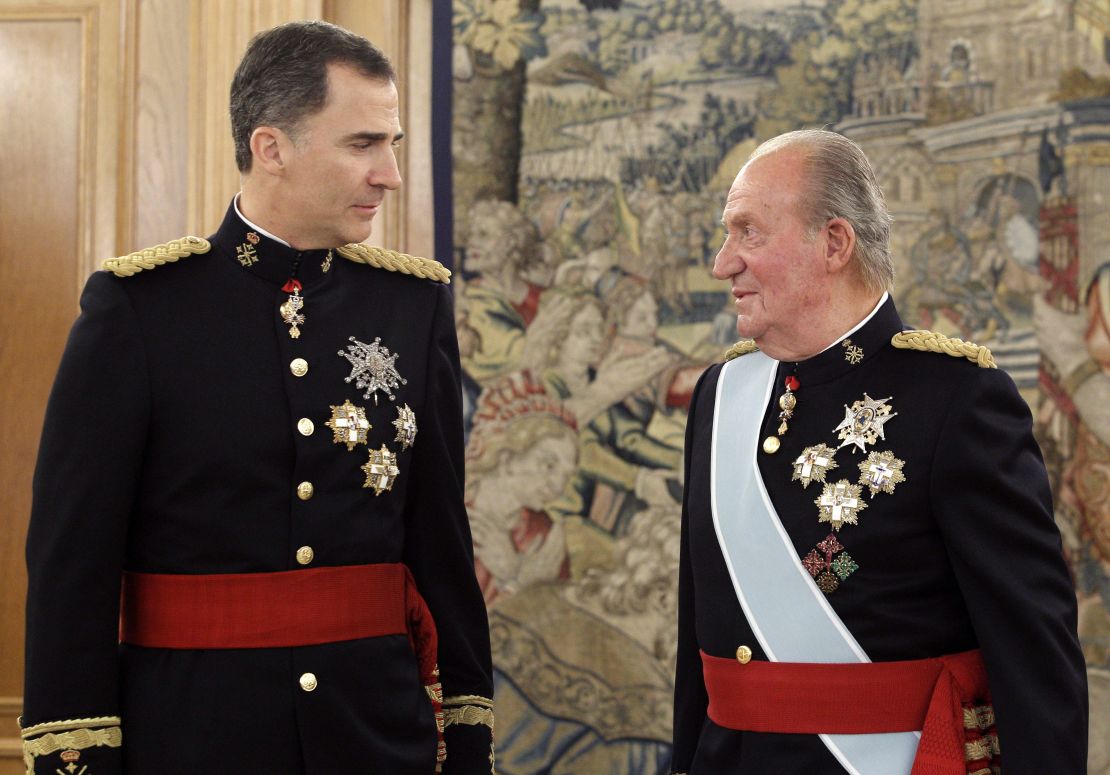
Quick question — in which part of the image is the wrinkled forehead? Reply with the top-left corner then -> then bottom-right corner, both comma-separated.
724,150 -> 810,221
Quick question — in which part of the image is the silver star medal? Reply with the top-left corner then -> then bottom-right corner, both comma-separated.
338,336 -> 407,405
834,393 -> 897,453
857,450 -> 906,498
393,404 -> 417,450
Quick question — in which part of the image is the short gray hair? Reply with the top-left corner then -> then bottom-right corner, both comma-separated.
230,21 -> 394,173
749,129 -> 894,293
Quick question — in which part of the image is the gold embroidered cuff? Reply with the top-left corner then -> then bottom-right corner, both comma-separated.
21,717 -> 122,775
442,695 -> 494,731
964,733 -> 1000,762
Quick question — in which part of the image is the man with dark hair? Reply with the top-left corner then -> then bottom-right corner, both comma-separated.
670,129 -> 1087,774
22,20 -> 493,774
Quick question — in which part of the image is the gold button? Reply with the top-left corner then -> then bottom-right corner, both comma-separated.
290,358 -> 309,377
296,481 -> 314,501
297,418 -> 315,436
736,645 -> 753,664
299,672 -> 318,692
762,436 -> 780,455
296,546 -> 314,565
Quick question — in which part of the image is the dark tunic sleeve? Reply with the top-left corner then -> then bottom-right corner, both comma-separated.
931,366 -> 1087,774
22,272 -> 144,774
402,282 -> 495,773
671,366 -> 715,774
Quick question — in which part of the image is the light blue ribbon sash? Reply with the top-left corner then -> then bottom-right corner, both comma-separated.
710,353 -> 920,775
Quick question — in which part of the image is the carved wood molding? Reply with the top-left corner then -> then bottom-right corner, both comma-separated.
0,696 -> 21,759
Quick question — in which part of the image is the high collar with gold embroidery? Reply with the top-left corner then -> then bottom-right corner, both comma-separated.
210,202 -> 333,289
775,296 -> 904,388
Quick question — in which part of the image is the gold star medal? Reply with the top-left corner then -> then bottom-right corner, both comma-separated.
362,445 -> 400,495
393,404 -> 417,450
339,336 -> 407,405
792,443 -> 838,488
815,479 -> 868,531
858,450 -> 906,497
834,393 -> 897,453
326,399 -> 371,450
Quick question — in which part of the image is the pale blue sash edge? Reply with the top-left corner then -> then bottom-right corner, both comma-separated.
709,353 -> 920,775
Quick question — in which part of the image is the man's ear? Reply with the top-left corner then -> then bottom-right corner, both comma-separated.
249,126 -> 289,175
824,217 -> 857,274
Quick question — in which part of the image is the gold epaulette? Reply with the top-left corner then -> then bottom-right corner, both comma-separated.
724,339 -> 759,361
890,329 -> 996,368
337,243 -> 451,284
101,236 -> 211,277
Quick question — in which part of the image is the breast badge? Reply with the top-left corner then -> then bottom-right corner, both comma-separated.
834,394 -> 897,453
792,444 -> 838,488
393,404 -> 418,450
339,336 -> 407,405
815,480 -> 868,531
858,450 -> 906,497
326,399 -> 371,451
362,445 -> 400,495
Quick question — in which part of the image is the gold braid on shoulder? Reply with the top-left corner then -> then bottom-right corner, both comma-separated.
891,329 -> 996,368
724,339 -> 759,361
102,236 -> 211,277
337,243 -> 451,284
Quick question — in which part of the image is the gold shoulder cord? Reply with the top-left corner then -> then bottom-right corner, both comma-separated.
102,237 -> 211,277
724,339 -> 759,361
21,716 -> 122,775
890,330 -> 996,368
337,244 -> 451,284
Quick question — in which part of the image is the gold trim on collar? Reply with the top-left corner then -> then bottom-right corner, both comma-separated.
891,330 -> 996,368
336,243 -> 451,284
724,339 -> 759,361
102,237 -> 211,277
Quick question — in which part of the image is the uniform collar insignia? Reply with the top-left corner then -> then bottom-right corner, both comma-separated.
782,296 -> 902,387
211,201 -> 333,288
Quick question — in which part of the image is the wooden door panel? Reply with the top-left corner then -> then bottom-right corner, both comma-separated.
0,15 -> 83,773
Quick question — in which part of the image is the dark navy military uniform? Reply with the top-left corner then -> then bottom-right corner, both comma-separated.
23,203 -> 494,774
671,297 -> 1087,774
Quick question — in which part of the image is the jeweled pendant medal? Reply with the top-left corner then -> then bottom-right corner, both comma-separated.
280,278 -> 305,339
762,374 -> 799,454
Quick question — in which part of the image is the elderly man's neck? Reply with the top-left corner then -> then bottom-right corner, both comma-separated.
758,286 -> 886,363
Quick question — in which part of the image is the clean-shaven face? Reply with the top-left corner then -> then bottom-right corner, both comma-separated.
280,64 -> 403,248
712,149 -> 831,353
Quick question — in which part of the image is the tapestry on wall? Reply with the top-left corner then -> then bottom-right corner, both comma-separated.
445,1 -> 1110,772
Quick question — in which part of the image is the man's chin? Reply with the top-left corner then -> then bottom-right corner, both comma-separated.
343,224 -> 375,246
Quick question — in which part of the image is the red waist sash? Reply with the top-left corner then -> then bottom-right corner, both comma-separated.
701,648 -> 998,774
120,563 -> 430,649
121,563 -> 445,766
